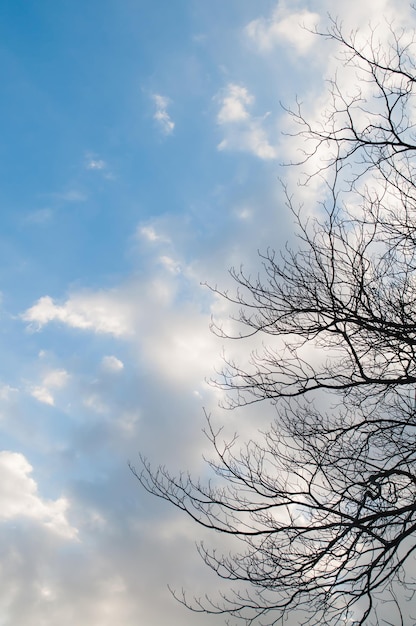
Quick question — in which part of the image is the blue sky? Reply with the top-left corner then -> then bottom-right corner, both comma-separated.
0,1 -> 414,625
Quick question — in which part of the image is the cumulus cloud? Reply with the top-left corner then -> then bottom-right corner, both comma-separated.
246,3 -> 320,55
216,83 -> 277,160
0,451 -> 77,539
152,94 -> 175,135
21,292 -> 134,337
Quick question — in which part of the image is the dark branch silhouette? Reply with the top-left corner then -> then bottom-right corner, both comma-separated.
132,16 -> 416,626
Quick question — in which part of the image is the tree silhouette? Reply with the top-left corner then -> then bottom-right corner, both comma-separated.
133,17 -> 416,626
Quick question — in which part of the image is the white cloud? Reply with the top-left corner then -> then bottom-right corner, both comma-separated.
217,84 -> 253,123
152,94 -> 175,135
217,124 -> 277,160
83,393 -> 109,414
135,294 -> 222,387
30,386 -> 55,406
86,158 -> 106,170
117,410 -> 140,434
216,83 -> 277,160
20,265 -> 222,392
43,369 -> 70,388
139,224 -> 170,243
30,369 -> 70,406
0,451 -> 77,539
21,292 -> 134,337
0,384 -> 18,400
101,356 -> 124,372
235,206 -> 252,220
159,255 -> 181,274
246,3 -> 320,55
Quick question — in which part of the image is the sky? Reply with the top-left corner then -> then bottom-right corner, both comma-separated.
0,1 -> 415,625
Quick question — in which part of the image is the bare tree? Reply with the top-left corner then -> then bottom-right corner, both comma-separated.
133,17 -> 416,626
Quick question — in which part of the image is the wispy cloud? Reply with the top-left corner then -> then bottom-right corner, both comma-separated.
84,153 -> 115,180
30,368 -> 70,406
51,189 -> 87,203
152,94 -> 175,135
86,158 -> 106,170
139,224 -> 171,243
159,255 -> 181,274
23,208 -> 54,225
101,355 -> 124,372
216,83 -> 277,160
